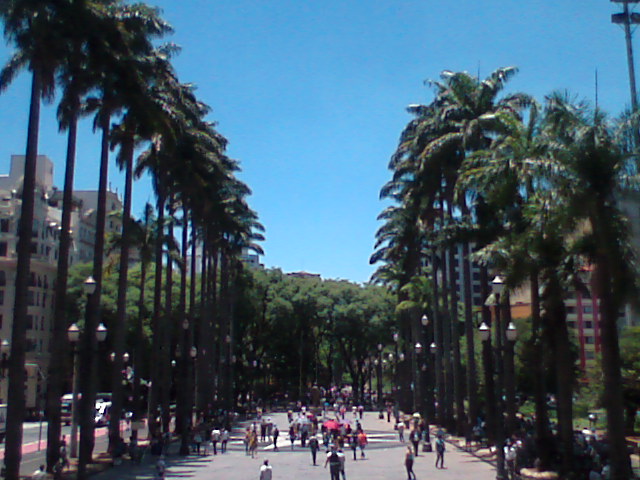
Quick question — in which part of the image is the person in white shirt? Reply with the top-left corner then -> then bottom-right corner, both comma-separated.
259,459 -> 273,480
211,428 -> 221,455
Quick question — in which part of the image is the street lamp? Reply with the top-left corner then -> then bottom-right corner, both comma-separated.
67,318 -> 106,459
377,343 -> 383,409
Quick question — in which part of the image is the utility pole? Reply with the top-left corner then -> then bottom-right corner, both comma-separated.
612,0 -> 640,111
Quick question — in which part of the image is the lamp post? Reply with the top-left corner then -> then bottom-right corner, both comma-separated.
479,274 -> 513,480
67,307 -> 106,459
377,343 -> 383,409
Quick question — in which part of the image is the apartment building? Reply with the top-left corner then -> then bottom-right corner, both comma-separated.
0,155 -> 122,405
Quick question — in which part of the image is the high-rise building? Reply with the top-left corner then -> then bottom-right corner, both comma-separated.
0,155 -> 122,410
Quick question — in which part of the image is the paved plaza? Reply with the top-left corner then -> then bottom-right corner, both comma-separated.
91,412 -> 498,480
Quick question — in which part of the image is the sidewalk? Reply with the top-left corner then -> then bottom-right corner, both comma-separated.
86,411 -> 499,480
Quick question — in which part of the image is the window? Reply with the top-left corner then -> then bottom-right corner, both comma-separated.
585,336 -> 594,344
0,242 -> 7,257
28,272 -> 36,287
0,315 -> 4,329
0,271 -> 5,287
30,243 -> 37,255
42,293 -> 46,308
583,306 -> 593,314
567,321 -> 577,329
585,351 -> 596,360
0,219 -> 8,233
26,315 -> 33,330
0,290 -> 3,305
584,321 -> 593,329
27,290 -> 34,306
567,306 -> 576,314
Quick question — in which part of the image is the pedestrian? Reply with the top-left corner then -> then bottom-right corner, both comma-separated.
289,425 -> 296,450
31,465 -> 47,480
309,435 -> 320,465
156,455 -> 166,480
259,459 -> 273,480
405,447 -> 416,480
337,448 -> 346,480
272,425 -> 279,451
211,427 -> 221,455
245,428 -> 252,455
221,427 -> 229,453
410,429 -> 420,456
397,420 -> 405,442
59,436 -> 69,471
249,430 -> 259,458
435,434 -> 446,469
357,430 -> 367,459
349,433 -> 358,461
324,446 -> 341,480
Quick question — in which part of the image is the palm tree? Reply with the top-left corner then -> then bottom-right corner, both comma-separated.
45,0 -> 114,469
543,93 -> 639,480
0,2 -> 66,477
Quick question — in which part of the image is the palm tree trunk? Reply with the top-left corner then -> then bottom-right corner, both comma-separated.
440,245 -> 454,430
162,198 -> 174,433
196,235 -> 209,412
543,278 -> 574,476
431,253 -> 445,426
78,110 -> 111,480
4,67 -> 42,480
46,99 -> 78,472
148,184 -> 165,438
461,212 -> 478,432
188,221 -> 198,414
480,266 -> 496,444
530,271 -> 552,470
108,133 -> 134,451
596,258 -> 632,480
131,250 -> 147,442
178,207 -> 190,455
448,242 -> 465,436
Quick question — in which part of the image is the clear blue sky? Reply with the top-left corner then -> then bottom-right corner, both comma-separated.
0,0 -> 634,283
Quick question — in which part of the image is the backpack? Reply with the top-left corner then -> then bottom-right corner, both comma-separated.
436,438 -> 445,453
329,451 -> 340,466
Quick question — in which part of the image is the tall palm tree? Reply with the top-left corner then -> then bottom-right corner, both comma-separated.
45,0 -> 115,470
544,93 -> 639,480
0,2 -> 65,477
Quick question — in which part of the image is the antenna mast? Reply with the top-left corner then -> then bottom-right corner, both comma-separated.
612,0 -> 640,111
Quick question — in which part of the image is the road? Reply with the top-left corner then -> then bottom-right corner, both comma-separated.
0,421 -> 112,477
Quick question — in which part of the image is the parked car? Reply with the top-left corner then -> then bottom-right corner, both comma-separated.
95,401 -> 111,427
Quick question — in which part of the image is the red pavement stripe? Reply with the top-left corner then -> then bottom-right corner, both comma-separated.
0,427 -> 109,457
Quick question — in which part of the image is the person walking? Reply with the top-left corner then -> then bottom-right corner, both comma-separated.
289,425 -> 296,450
309,435 -> 320,465
325,446 -> 341,480
338,448 -> 347,480
397,420 -> 405,442
259,459 -> 273,480
349,433 -> 358,461
435,434 -> 446,469
410,428 -> 420,456
357,430 -> 368,459
211,427 -> 221,455
249,430 -> 259,458
405,447 -> 417,480
272,425 -> 279,451
221,428 -> 229,453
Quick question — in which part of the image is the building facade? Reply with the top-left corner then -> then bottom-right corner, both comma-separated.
0,155 -> 122,407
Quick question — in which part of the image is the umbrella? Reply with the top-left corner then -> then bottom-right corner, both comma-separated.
412,412 -> 422,418
323,419 -> 340,431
